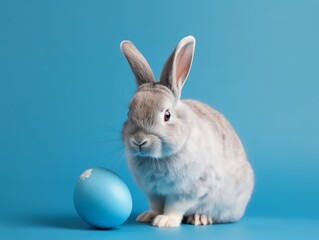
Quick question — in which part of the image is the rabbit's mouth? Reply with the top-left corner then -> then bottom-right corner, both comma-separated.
129,145 -> 160,158
129,144 -> 174,159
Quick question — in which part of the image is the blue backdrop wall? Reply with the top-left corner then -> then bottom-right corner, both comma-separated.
1,0 -> 319,235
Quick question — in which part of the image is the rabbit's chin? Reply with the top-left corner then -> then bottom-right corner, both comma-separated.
128,147 -> 163,159
128,145 -> 177,159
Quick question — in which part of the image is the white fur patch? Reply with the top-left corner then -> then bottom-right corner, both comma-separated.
79,168 -> 93,181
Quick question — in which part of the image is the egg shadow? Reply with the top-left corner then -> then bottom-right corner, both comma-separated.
26,211 -> 140,231
26,212 -> 92,230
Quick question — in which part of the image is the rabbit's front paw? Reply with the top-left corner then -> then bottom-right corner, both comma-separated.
152,214 -> 181,227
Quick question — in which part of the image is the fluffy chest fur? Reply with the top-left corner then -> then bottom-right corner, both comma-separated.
127,109 -> 225,198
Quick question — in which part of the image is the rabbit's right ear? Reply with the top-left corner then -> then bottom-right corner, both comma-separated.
160,36 -> 195,99
120,41 -> 155,86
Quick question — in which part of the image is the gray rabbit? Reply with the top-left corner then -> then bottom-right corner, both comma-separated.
120,36 -> 254,227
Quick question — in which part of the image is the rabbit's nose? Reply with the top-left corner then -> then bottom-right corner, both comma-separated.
131,139 -> 148,147
131,138 -> 148,152
130,132 -> 150,151
131,131 -> 148,144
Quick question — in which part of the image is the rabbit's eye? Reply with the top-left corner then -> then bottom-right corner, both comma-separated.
164,110 -> 171,122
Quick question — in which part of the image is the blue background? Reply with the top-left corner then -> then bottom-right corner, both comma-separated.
1,0 -> 319,239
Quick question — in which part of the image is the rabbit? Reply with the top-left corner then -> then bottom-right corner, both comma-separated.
120,36 -> 254,228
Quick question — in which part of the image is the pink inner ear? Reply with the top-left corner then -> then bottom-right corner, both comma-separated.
175,42 -> 193,88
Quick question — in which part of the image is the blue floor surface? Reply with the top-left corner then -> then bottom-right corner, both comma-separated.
2,211 -> 318,240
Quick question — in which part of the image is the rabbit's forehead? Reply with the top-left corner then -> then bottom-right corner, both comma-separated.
130,83 -> 174,112
138,83 -> 172,95
128,90 -> 172,129
130,90 -> 171,113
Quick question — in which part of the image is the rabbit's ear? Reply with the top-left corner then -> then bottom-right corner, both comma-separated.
120,40 -> 155,86
160,36 -> 195,99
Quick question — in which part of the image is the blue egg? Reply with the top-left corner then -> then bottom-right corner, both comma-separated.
73,167 -> 132,228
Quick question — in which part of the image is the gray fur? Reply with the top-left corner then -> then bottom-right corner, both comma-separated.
120,41 -> 155,86
160,38 -> 195,99
120,36 -> 254,227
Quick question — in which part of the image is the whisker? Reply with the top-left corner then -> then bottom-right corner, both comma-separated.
105,144 -> 126,170
96,125 -> 121,132
93,138 -> 123,144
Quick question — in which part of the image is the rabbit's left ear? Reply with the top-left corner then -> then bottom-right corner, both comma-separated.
160,36 -> 195,99
120,40 -> 155,86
